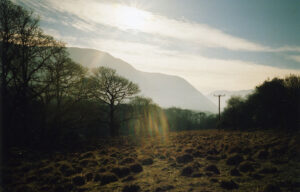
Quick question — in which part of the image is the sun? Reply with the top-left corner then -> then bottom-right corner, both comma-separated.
114,5 -> 151,30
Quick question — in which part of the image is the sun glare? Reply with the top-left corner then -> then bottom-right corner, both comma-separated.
114,5 -> 151,30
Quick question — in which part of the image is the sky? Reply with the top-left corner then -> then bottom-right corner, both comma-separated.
15,0 -> 300,94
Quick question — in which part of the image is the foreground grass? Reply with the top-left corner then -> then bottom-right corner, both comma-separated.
2,130 -> 300,192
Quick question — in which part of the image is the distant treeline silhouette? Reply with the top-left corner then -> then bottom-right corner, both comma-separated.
220,75 -> 300,132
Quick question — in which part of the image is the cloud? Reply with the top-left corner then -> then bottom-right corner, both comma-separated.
15,0 -> 300,94
19,0 -> 300,54
42,28 -> 78,43
288,55 -> 300,63
42,0 -> 293,52
73,37 -> 300,93
71,20 -> 98,32
275,46 -> 300,53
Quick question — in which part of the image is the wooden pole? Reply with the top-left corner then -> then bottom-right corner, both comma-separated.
214,94 -> 225,121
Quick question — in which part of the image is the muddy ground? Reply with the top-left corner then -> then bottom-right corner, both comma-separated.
1,130 -> 300,192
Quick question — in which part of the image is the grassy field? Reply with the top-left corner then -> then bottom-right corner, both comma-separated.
2,130 -> 300,192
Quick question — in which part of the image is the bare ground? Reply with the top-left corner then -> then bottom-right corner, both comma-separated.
2,130 -> 300,192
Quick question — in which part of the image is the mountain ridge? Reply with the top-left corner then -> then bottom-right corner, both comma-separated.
67,47 -> 217,113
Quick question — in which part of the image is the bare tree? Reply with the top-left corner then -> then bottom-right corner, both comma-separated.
39,48 -> 87,139
89,67 -> 140,136
0,0 -> 66,144
0,0 -> 19,147
0,0 -> 19,96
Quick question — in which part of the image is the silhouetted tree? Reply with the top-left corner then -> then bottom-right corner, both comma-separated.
281,75 -> 300,130
89,67 -> 140,136
221,96 -> 247,130
40,48 -> 88,141
0,0 -> 20,150
0,0 -> 18,98
0,0 -> 64,145
220,75 -> 300,131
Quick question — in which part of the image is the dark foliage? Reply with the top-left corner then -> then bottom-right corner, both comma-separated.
220,75 -> 300,131
164,108 -> 218,131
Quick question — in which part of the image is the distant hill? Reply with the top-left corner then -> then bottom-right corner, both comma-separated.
207,90 -> 253,111
67,47 -> 217,112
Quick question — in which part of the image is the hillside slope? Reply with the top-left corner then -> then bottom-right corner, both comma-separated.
67,47 -> 217,112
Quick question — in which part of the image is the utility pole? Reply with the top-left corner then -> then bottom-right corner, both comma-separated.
214,94 -> 225,121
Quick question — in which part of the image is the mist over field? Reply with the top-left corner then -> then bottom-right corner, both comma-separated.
1,0 -> 300,192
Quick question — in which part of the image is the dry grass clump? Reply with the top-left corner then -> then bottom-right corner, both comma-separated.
2,130 -> 300,192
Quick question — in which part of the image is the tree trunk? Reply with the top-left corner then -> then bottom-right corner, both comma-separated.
109,103 -> 118,137
1,39 -> 8,158
22,86 -> 30,146
55,75 -> 62,142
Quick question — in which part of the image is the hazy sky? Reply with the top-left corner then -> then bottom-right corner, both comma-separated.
15,0 -> 300,93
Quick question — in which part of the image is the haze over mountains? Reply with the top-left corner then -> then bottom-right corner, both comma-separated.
67,47 -> 217,113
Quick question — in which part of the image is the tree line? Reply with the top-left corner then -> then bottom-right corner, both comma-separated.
0,0 -> 215,151
220,75 -> 300,132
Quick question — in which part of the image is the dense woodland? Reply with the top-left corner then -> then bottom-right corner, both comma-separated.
220,75 -> 300,131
